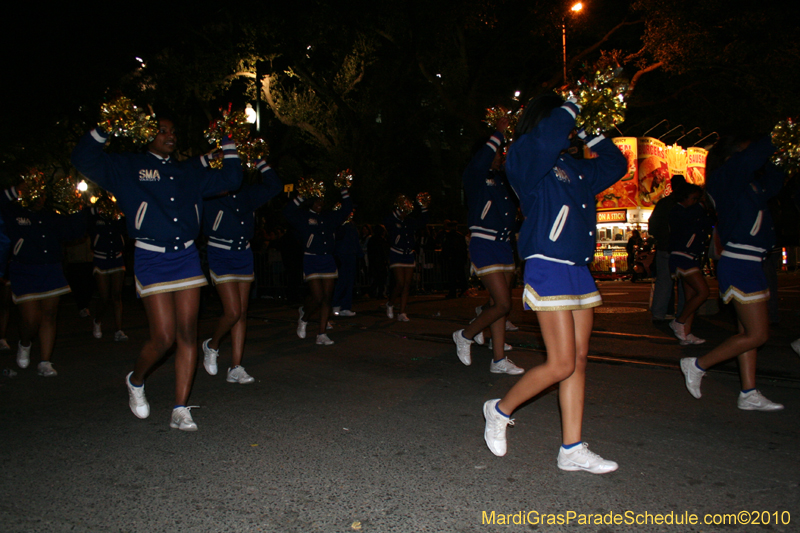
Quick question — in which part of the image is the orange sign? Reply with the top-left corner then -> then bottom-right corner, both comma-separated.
596,138 -> 639,209
637,137 -> 669,208
686,147 -> 707,186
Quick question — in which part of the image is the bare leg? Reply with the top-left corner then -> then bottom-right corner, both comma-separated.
173,288 -> 200,405
498,310 -> 580,414
94,273 -> 110,329
37,297 -> 60,363
17,300 -> 42,347
398,267 -> 413,314
558,308 -> 592,444
317,278 -> 334,335
677,271 -> 709,335
131,293 -> 177,386
696,300 -> 768,386
303,278 -> 323,324
110,270 -> 125,331
208,282 -> 244,352
230,282 -> 251,368
464,271 -> 512,361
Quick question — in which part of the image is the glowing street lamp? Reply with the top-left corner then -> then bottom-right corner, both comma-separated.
244,103 -> 257,124
562,2 -> 583,84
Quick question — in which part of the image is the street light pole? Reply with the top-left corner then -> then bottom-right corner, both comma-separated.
562,2 -> 584,84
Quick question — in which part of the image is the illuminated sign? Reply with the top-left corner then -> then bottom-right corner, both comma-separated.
597,210 -> 627,223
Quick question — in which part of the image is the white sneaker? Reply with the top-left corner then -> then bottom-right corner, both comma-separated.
17,342 -> 31,369
452,329 -> 473,365
488,339 -> 512,351
338,309 -> 356,317
386,304 -> 394,319
474,331 -> 484,345
0,339 -> 11,350
297,307 -> 307,339
791,338 -> 800,356
227,366 -> 255,384
680,357 -> 705,399
170,407 -> 198,431
557,442 -> 618,474
680,333 -> 706,346
738,390 -> 784,411
327,321 -> 333,330
483,399 -> 514,456
37,361 -> 57,377
316,333 -> 334,345
92,320 -> 102,339
490,358 -> 524,375
505,320 -> 519,332
670,320 -> 687,341
126,372 -> 150,419
332,306 -> 341,315
201,338 -> 218,375
114,330 -> 129,342
397,313 -> 409,322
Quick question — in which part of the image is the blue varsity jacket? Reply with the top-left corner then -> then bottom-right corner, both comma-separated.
203,161 -> 283,251
71,128 -> 243,253
505,102 -> 627,265
283,190 -> 353,255
463,130 -> 518,242
706,136 -> 783,262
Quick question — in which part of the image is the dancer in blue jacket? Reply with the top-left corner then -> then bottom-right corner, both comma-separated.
667,183 -> 712,345
384,195 -> 428,321
284,185 -> 352,345
0,185 -> 85,377
680,135 -> 784,411
482,93 -> 626,473
72,116 -> 243,431
88,205 -> 128,341
201,159 -> 282,383
452,116 -> 523,374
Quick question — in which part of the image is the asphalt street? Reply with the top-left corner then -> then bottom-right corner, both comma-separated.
1,275 -> 798,532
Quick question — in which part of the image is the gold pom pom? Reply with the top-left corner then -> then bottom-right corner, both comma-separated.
297,177 -> 325,199
334,169 -> 354,189
48,173 -> 85,215
416,192 -> 431,209
99,96 -> 158,144
17,169 -> 47,209
394,194 -> 413,216
560,67 -> 628,136
484,106 -> 520,138
204,106 -> 253,169
771,119 -> 800,175
241,138 -> 270,169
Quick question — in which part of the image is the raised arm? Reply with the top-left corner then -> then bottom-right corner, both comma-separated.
463,129 -> 504,199
505,101 -> 579,196
198,136 -> 244,197
70,128 -> 123,194
243,160 -> 284,210
575,131 -> 628,196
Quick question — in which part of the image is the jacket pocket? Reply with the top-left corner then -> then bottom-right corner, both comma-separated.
134,202 -> 148,230
480,200 -> 492,220
749,211 -> 762,236
212,210 -> 224,232
549,205 -> 569,242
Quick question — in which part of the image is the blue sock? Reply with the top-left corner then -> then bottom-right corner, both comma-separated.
492,357 -> 506,364
741,388 -> 755,394
495,403 -> 510,418
694,360 -> 705,371
562,441 -> 582,450
174,405 -> 185,410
